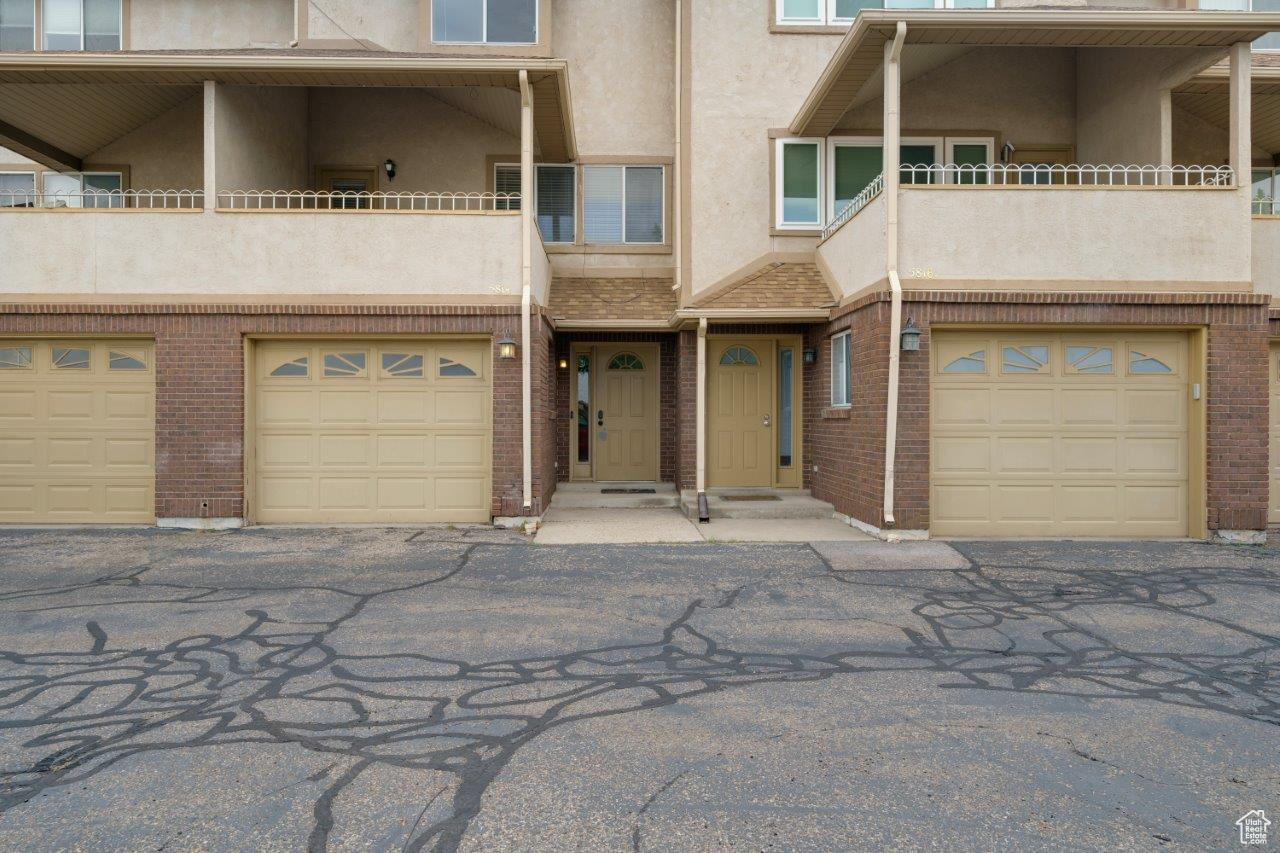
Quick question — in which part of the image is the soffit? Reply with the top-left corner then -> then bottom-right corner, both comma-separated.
0,51 -> 574,163
792,10 -> 1280,136
1176,63 -> 1280,156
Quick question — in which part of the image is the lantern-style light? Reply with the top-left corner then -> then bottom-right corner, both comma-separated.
900,318 -> 922,352
497,333 -> 518,360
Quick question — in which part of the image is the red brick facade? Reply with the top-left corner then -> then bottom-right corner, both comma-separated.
805,292 -> 1273,533
0,303 -> 556,520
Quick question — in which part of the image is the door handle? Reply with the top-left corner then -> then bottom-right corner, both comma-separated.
597,409 -> 604,426
762,414 -> 771,428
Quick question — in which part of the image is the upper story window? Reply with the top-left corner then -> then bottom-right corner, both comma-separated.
0,171 -> 34,208
498,162 -> 667,247
43,171 -> 123,207
43,0 -> 120,50
776,0 -> 990,26
0,0 -> 34,50
433,0 -> 536,45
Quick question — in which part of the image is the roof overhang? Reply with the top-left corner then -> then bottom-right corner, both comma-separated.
1177,61 -> 1280,156
791,10 -> 1280,137
0,52 -> 576,167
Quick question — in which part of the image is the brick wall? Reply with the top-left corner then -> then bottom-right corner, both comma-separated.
808,292 -> 1272,533
0,303 -> 554,520
553,332 -> 679,484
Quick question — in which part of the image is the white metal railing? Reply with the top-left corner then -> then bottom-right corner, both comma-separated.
822,173 -> 884,241
899,163 -> 1235,187
0,189 -> 205,210
1254,197 -> 1280,216
216,190 -> 521,211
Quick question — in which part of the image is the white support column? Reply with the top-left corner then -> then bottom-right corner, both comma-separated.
882,22 -> 906,528
202,80 -> 216,212
1229,40 -> 1251,190
518,70 -> 534,513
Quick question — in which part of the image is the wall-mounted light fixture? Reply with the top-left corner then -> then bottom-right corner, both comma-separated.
497,333 -> 518,360
900,318 -> 922,352
558,357 -> 569,369
802,348 -> 818,365
384,159 -> 397,182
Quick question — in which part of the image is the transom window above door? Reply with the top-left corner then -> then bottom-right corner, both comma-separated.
433,0 -> 537,45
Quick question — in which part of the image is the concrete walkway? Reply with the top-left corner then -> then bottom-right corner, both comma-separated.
534,507 -> 871,544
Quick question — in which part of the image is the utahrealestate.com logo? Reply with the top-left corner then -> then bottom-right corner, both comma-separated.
1237,811 -> 1271,845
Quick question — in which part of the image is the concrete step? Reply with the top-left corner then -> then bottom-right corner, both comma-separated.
679,489 -> 836,520
550,482 -> 679,509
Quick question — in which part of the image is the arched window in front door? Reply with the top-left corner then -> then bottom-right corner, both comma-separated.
719,346 -> 759,366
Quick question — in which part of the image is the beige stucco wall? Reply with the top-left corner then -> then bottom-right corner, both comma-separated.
553,0 -> 674,158
215,86 -> 309,191
689,0 -> 843,296
835,47 -> 1076,149
307,88 -> 520,194
87,94 -> 203,190
815,193 -> 886,298
898,187 -> 1251,285
306,0 -> 420,52
129,0 -> 293,49
0,211 -> 524,296
0,146 -> 37,168
1252,218 -> 1280,299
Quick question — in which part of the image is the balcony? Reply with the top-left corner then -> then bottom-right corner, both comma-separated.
818,164 -> 1249,296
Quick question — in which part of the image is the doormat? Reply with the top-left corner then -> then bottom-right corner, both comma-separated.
601,488 -> 657,494
721,494 -> 782,502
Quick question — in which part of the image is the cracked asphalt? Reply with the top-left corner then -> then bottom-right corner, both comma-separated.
0,528 -> 1276,851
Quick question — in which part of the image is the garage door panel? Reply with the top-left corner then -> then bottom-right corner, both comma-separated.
993,436 -> 1054,474
0,340 -> 155,524
933,331 -> 1189,538
254,340 -> 492,523
934,388 -> 990,426
992,388 -> 1054,425
1061,437 -> 1118,474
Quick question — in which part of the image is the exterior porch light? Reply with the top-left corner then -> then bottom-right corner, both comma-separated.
497,333 -> 518,360
558,357 -> 569,369
802,348 -> 818,365
384,159 -> 397,181
900,318 -> 922,352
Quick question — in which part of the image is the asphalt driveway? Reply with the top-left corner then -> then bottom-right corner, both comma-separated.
0,529 -> 1276,851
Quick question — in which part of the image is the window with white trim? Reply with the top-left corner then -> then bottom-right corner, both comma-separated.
583,165 -> 664,245
497,163 -> 576,242
776,0 -> 990,25
0,0 -> 34,50
42,171 -> 123,208
777,138 -> 823,229
831,331 -> 851,408
433,0 -> 536,45
42,0 -> 121,50
0,171 -> 34,208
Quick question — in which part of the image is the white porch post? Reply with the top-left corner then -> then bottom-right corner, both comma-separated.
518,70 -> 534,513
1229,40 -> 1252,192
881,22 -> 905,528
202,80 -> 216,212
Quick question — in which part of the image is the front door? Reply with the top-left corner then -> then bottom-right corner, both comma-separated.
708,341 -> 775,488
592,346 -> 658,481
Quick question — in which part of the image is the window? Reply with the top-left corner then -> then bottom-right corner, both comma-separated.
535,164 -> 575,243
779,348 -> 794,467
270,356 -> 309,378
108,350 -> 146,370
1128,351 -> 1173,375
0,172 -> 34,208
42,0 -> 120,50
42,171 -> 122,208
1256,0 -> 1280,50
439,356 -> 478,377
494,164 -> 521,211
323,352 -> 367,378
776,0 -> 988,24
583,165 -> 664,245
830,332 -> 850,407
941,350 -> 985,374
719,346 -> 759,367
1253,168 -> 1278,215
777,138 -> 822,229
606,352 -> 644,371
1066,345 -> 1113,375
1001,345 -> 1049,375
51,346 -> 90,369
945,138 -> 993,185
0,0 -> 34,50
575,353 -> 589,464
0,346 -> 32,369
433,0 -> 536,45
381,352 -> 424,378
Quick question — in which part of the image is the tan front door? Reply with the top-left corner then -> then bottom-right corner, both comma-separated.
592,346 -> 658,481
253,339 -> 492,523
0,339 -> 155,523
708,340 -> 775,488
931,331 -> 1191,538
1270,341 -> 1280,524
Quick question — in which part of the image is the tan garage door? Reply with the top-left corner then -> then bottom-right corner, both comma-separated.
253,340 -> 492,523
931,331 -> 1190,538
0,339 -> 155,523
1270,342 -> 1280,525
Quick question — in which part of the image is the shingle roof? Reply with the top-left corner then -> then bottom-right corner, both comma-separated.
547,277 -> 677,323
691,262 -> 836,311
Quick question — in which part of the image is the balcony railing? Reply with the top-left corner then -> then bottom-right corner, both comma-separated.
899,163 -> 1235,187
822,173 -> 884,241
216,191 -> 520,212
0,189 -> 204,210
